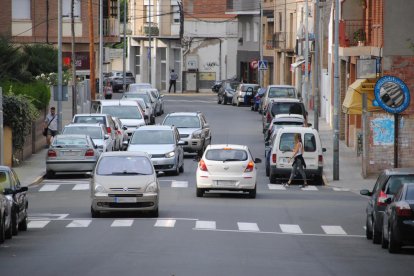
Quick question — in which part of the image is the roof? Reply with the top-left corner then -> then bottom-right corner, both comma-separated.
207,144 -> 248,150
99,151 -> 150,158
74,114 -> 108,117
0,166 -> 11,171
100,100 -> 138,106
272,114 -> 305,123
277,126 -> 318,134
134,125 -> 174,131
65,123 -> 103,128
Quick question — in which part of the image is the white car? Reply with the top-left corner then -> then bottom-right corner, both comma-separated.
196,144 -> 261,198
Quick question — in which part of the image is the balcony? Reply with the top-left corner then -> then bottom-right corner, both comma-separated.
266,39 -> 274,50
339,20 -> 372,47
142,23 -> 159,36
103,18 -> 119,37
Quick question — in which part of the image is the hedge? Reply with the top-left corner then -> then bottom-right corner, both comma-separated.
0,80 -> 50,110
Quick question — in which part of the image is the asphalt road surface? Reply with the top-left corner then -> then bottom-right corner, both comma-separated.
1,94 -> 413,276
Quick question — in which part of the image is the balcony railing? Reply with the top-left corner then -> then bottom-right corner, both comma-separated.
339,20 -> 372,47
103,18 -> 119,37
266,39 -> 274,50
142,23 -> 159,36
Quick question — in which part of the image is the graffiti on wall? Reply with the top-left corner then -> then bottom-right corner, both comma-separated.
203,61 -> 219,71
370,116 -> 405,146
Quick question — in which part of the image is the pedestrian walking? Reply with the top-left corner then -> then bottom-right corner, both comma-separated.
103,80 -> 113,99
283,133 -> 308,188
168,69 -> 178,93
43,106 -> 58,148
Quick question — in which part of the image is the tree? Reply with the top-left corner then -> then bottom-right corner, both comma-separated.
22,44 -> 58,77
0,37 -> 28,82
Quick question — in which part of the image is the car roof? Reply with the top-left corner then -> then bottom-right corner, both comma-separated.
277,126 -> 317,134
74,114 -> 108,117
99,151 -> 150,158
267,85 -> 295,89
100,100 -> 138,106
207,144 -> 249,150
55,134 -> 89,138
273,114 -> 304,120
272,116 -> 305,123
270,98 -> 301,103
0,166 -> 11,171
134,125 -> 174,131
383,168 -> 414,176
166,112 -> 200,117
65,123 -> 103,128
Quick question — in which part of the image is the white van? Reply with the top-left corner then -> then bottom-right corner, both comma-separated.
98,100 -> 147,139
268,126 -> 326,184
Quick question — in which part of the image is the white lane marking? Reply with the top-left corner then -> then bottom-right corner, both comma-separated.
154,219 -> 176,228
42,180 -> 90,185
321,225 -> 347,235
333,187 -> 350,192
28,220 -> 50,229
66,220 -> 92,228
171,181 -> 188,188
195,221 -> 216,230
237,222 -> 260,232
301,185 -> 318,191
111,220 -> 134,227
268,184 -> 286,190
72,184 -> 90,191
279,224 -> 303,234
39,184 -> 60,192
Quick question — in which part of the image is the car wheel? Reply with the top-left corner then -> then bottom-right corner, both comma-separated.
248,186 -> 257,198
217,97 -> 221,104
372,217 -> 381,244
266,164 -> 270,177
150,208 -> 159,218
381,227 -> 389,249
0,217 -> 5,244
223,96 -> 228,105
46,170 -> 55,179
365,216 -> 373,240
196,188 -> 204,197
91,206 -> 100,218
314,174 -> 324,185
172,163 -> 180,176
179,163 -> 184,173
269,173 -> 277,184
18,214 -> 28,231
12,209 -> 18,236
5,218 -> 12,239
388,226 -> 400,253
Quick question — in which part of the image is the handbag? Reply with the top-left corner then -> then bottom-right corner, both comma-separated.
43,115 -> 56,136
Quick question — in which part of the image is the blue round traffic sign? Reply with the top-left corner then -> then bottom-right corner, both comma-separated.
374,76 -> 410,114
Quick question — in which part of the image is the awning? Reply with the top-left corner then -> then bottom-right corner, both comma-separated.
290,59 -> 305,71
342,79 -> 382,114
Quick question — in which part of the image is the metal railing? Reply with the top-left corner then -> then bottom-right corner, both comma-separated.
339,19 -> 372,47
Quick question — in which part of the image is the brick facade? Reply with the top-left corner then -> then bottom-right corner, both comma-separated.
183,0 -> 235,19
0,0 -> 11,36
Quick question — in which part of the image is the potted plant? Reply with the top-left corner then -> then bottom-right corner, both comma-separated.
353,28 -> 366,46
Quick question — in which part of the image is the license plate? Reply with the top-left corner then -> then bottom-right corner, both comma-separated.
115,197 -> 137,203
63,151 -> 80,156
152,160 -> 158,165
216,180 -> 236,187
280,158 -> 289,164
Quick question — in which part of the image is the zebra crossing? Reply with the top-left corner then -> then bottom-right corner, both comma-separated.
26,216 -> 364,237
34,179 -> 351,193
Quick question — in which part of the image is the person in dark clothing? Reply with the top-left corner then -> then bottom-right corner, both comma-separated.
168,69 -> 178,93
283,133 -> 308,188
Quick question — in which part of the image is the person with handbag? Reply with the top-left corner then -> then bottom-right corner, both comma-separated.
283,133 -> 308,188
103,80 -> 113,99
44,106 -> 58,147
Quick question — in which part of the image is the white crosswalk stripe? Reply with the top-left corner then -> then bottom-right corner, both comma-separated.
332,187 -> 350,192
154,219 -> 176,228
279,224 -> 303,234
72,184 -> 90,191
195,220 -> 216,230
301,185 -> 318,191
111,220 -> 134,227
171,181 -> 188,188
268,184 -> 286,190
66,220 -> 92,228
237,222 -> 260,232
39,185 -> 60,192
321,225 -> 347,235
28,220 -> 50,229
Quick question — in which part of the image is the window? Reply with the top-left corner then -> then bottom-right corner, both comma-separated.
63,0 -> 81,18
144,5 -> 154,23
205,149 -> 248,162
279,12 -> 282,32
245,22 -> 251,42
12,0 -> 31,20
279,133 -> 297,152
226,0 -> 233,10
172,5 -> 180,24
253,22 -> 259,42
135,46 -> 141,75
304,133 -> 316,152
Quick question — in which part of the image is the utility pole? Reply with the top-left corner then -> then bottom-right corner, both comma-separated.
88,0 -> 96,100
304,0 -> 309,109
259,1 -> 263,86
99,0 -> 103,98
123,0 -> 126,91
0,87 -> 3,165
58,0 -> 63,132
178,1 -> 184,41
313,0 -> 320,130
333,0 -> 340,180
71,0 -> 77,118
148,1 -> 152,85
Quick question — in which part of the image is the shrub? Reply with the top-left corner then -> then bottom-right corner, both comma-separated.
0,80 -> 50,110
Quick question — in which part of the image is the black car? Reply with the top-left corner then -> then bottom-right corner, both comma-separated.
108,71 -> 135,92
0,166 -> 29,239
381,183 -> 414,253
360,168 -> 414,244
211,80 -> 223,93
217,80 -> 240,105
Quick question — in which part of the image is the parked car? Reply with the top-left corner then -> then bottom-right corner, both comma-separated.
108,71 -> 135,92
360,168 -> 414,244
112,117 -> 129,150
128,83 -> 152,92
147,88 -> 164,116
232,83 -> 260,107
99,100 -> 147,139
262,98 -> 307,134
0,167 -> 28,239
72,114 -> 117,144
90,151 -> 160,217
162,112 -> 212,157
268,127 -> 326,184
46,134 -> 100,178
121,92 -> 156,124
211,80 -> 224,93
261,85 -> 298,112
381,183 -> 414,253
0,183 -> 8,243
127,125 -> 185,175
196,144 -> 261,198
63,123 -> 114,152
217,80 -> 240,105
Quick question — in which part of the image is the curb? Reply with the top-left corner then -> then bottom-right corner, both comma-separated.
29,172 -> 45,187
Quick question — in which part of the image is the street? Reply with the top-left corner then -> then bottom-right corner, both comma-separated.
1,95 -> 413,275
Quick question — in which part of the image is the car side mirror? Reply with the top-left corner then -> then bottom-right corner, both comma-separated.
322,148 -> 327,152
254,158 -> 262,164
177,140 -> 186,146
360,189 -> 372,197
104,134 -> 110,140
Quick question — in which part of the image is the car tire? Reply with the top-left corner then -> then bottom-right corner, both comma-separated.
388,226 -> 400,253
18,214 -> 28,231
5,219 -> 12,239
269,173 -> 277,184
196,188 -> 204,197
217,97 -> 222,104
0,217 -> 5,244
314,174 -> 324,186
12,209 -> 18,236
150,208 -> 159,218
172,164 -> 180,176
179,163 -> 184,173
46,170 -> 55,179
372,217 -> 381,244
365,216 -> 373,240
381,227 -> 389,249
223,96 -> 228,105
91,206 -> 101,218
248,186 -> 257,198
266,164 -> 270,177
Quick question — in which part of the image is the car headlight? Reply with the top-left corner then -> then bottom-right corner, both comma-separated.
94,184 -> 106,193
145,182 -> 158,193
165,151 -> 175,158
192,130 -> 203,139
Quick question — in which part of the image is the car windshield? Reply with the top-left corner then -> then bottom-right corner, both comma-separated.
53,137 -> 88,148
385,175 -> 414,194
205,149 -> 248,161
131,130 -> 174,145
74,116 -> 105,125
122,93 -> 151,105
128,85 -> 151,93
241,85 -> 260,92
271,102 -> 304,117
225,82 -> 239,90
102,106 -> 142,119
268,87 -> 296,98
163,116 -> 200,128
63,126 -> 103,139
0,171 -> 11,190
96,156 -> 153,175
406,185 -> 414,200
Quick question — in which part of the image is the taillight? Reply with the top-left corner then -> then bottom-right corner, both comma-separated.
318,155 -> 323,166
199,159 -> 208,171
377,191 -> 388,207
48,150 -> 57,157
106,127 -> 112,134
396,203 -> 412,217
245,161 -> 255,172
266,111 -> 272,123
272,153 -> 277,163
85,149 -> 95,157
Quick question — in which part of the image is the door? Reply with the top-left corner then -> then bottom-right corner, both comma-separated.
186,72 -> 197,91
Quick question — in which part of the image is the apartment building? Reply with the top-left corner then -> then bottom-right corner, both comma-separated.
0,0 -> 120,76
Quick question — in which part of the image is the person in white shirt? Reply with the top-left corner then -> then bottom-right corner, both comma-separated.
283,133 -> 308,188
44,106 -> 58,147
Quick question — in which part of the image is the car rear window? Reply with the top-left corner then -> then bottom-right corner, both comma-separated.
74,116 -> 106,125
53,137 -> 88,147
205,149 -> 248,161
268,87 -> 295,98
163,116 -> 200,128
304,133 -> 316,152
385,175 -> 414,195
271,102 -> 304,117
63,126 -> 103,139
102,106 -> 142,120
96,156 -> 153,175
278,133 -> 316,152
131,130 -> 174,145
405,185 -> 414,200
